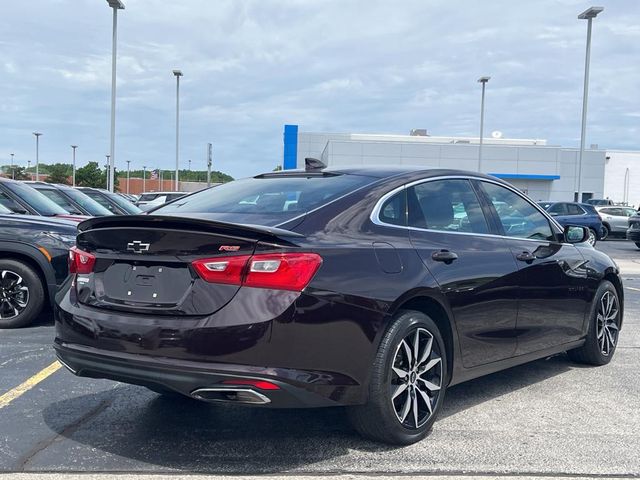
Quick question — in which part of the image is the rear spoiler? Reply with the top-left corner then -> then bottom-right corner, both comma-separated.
78,215 -> 305,241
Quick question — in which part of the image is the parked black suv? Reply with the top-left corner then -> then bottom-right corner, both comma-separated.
0,204 -> 76,328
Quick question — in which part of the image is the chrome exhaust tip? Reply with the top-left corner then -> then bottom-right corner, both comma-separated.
191,387 -> 271,405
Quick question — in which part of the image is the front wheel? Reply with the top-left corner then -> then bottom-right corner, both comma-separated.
601,225 -> 609,241
348,310 -> 447,445
0,260 -> 45,329
587,228 -> 597,247
568,280 -> 620,365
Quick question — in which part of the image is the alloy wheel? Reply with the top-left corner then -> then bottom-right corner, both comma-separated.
597,291 -> 619,356
390,328 -> 442,429
587,229 -> 597,246
0,270 -> 29,320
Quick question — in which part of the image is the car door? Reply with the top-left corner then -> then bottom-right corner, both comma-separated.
407,178 -> 519,368
476,180 -> 589,354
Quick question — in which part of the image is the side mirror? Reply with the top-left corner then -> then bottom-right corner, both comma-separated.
564,225 -> 589,244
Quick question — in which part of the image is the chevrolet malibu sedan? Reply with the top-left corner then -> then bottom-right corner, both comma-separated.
55,164 -> 624,445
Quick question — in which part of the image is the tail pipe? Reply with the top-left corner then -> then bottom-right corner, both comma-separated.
191,387 -> 271,405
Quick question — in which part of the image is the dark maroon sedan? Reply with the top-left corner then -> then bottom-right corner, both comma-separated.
54,162 -> 623,445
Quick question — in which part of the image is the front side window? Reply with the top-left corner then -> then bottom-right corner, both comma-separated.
481,182 -> 554,241
407,179 -> 489,234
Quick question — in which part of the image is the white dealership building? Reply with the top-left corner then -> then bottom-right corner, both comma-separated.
283,125 -> 638,205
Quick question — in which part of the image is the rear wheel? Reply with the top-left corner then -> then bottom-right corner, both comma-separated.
601,224 -> 609,240
348,310 -> 447,445
0,260 -> 45,329
568,281 -> 620,365
587,228 -> 597,247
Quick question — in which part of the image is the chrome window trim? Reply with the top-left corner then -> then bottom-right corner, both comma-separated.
370,175 -> 567,244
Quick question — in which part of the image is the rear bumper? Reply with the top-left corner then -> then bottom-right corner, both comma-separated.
54,342 -> 339,408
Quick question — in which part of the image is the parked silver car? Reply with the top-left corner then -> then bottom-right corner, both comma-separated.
596,206 -> 638,239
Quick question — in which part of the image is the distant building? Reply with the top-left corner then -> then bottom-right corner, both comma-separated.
283,124 -> 607,203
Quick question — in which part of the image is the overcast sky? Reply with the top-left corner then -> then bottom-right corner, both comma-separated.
1,0 -> 639,179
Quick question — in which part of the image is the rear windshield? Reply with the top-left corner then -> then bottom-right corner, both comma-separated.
154,174 -> 377,225
139,193 -> 160,202
104,191 -> 143,214
4,181 -> 68,216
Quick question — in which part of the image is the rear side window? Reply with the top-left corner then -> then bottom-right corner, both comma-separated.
154,174 -> 377,225
547,203 -> 568,215
379,190 -> 407,226
407,179 -> 489,234
567,204 -> 586,215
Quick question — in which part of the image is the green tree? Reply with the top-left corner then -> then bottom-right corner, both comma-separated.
273,165 -> 283,172
46,163 -> 71,184
11,166 -> 30,181
75,162 -> 104,188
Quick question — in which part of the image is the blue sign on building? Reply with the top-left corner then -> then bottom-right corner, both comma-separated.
283,124 -> 298,170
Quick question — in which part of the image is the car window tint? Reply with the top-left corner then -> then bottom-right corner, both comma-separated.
599,208 -> 615,215
548,203 -> 568,215
407,179 -> 489,234
567,204 -> 585,215
37,189 -> 77,213
83,191 -> 116,212
481,182 -> 554,241
624,208 -> 637,216
379,190 -> 406,226
0,191 -> 25,213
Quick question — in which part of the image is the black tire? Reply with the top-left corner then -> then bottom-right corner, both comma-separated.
636,242 -> 640,249
348,310 -> 447,445
568,280 -> 620,366
601,224 -> 609,241
0,259 -> 45,329
587,228 -> 598,247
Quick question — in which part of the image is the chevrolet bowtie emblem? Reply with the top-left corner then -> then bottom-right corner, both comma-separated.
127,240 -> 150,253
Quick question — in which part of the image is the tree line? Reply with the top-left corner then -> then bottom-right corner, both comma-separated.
0,163 -> 234,189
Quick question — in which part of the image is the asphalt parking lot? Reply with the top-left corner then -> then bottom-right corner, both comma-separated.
1,240 -> 640,479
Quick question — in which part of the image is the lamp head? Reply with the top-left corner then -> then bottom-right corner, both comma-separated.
578,6 -> 603,19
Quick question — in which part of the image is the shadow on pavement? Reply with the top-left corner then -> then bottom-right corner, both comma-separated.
39,350 -> 583,472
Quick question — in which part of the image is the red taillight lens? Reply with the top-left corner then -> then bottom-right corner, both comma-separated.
192,255 -> 250,285
244,253 -> 322,291
192,252 -> 322,292
68,246 -> 96,274
221,379 -> 280,390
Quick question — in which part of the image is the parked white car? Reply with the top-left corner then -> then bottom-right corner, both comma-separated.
136,192 -> 187,211
596,206 -> 638,239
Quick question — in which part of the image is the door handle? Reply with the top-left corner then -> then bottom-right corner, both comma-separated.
516,251 -> 536,263
432,250 -> 458,264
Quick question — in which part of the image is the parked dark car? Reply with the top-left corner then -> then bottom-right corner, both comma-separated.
55,166 -> 623,445
0,178 -> 87,222
627,213 -> 640,249
586,198 -> 614,206
0,204 -> 76,328
76,187 -> 142,215
537,201 -> 604,246
27,182 -> 113,217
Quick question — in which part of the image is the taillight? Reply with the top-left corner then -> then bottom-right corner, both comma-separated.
192,255 -> 250,286
68,246 -> 96,274
192,252 -> 322,292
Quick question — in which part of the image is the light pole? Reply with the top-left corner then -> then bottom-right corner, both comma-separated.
207,143 -> 212,187
173,69 -> 183,192
576,6 -> 604,203
188,159 -> 191,171
10,153 -> 14,180
477,76 -> 490,172
27,160 -> 31,178
106,0 -> 125,193
126,160 -> 131,194
33,132 -> 42,181
142,165 -> 147,192
71,145 -> 78,187
105,155 -> 111,189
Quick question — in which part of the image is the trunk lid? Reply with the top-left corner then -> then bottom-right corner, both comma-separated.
74,215 -> 302,316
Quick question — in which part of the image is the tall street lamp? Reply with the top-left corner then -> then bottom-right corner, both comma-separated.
142,165 -> 147,192
10,153 -> 14,180
33,132 -> 42,181
105,155 -> 111,189
188,159 -> 191,171
71,145 -> 78,187
126,159 -> 131,194
576,6 -> 604,202
173,69 -> 183,192
477,76 -> 490,172
106,0 -> 125,193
